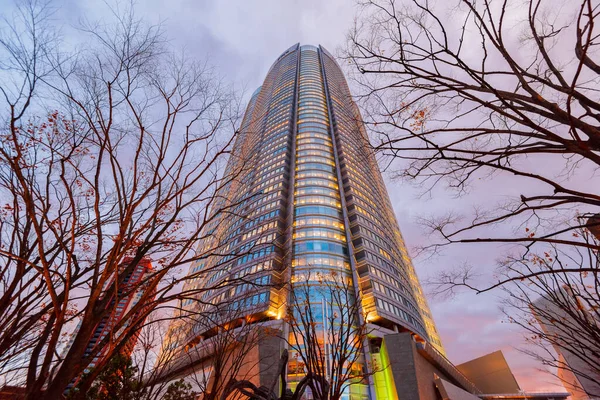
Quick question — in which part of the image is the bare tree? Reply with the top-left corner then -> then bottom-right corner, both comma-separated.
130,316 -> 187,400
144,301 -> 278,400
81,306 -> 265,400
68,334 -> 197,400
343,0 -> 600,272
0,1 -> 266,399
218,273 -> 375,400
180,306 -> 267,400
344,1 -> 600,390
284,272 -> 373,400
501,238 -> 600,398
426,227 -> 600,396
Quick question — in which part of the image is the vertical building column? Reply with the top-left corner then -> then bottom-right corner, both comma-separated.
282,43 -> 302,355
317,46 -> 376,400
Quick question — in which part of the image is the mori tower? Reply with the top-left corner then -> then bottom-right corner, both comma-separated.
162,44 -> 445,400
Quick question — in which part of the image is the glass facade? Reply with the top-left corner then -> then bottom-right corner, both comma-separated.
288,47 -> 366,398
165,43 -> 444,399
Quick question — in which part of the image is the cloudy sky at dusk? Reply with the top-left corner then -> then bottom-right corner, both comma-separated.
0,0 -> 566,391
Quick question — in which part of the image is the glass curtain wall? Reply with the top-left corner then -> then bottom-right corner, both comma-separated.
160,43 -> 444,400
288,45 -> 368,400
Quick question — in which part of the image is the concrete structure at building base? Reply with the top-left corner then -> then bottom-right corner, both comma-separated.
154,330 -> 569,400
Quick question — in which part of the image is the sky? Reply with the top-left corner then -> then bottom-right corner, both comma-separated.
1,0 -> 566,392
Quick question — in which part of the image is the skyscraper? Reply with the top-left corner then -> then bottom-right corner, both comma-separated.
162,44 -> 444,399
64,258 -> 154,389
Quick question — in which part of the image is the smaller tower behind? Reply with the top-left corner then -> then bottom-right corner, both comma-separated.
63,258 -> 155,390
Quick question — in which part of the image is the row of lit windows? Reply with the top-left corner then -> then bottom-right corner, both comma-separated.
298,127 -> 329,136
244,210 -> 279,230
297,155 -> 334,165
359,237 -> 390,261
254,178 -> 284,194
292,253 -> 350,269
298,126 -> 329,134
244,211 -> 279,233
360,223 -> 395,255
264,112 -> 291,129
297,138 -> 331,147
298,111 -> 329,120
296,178 -> 338,189
235,245 -> 275,266
298,79 -> 323,86
294,215 -> 344,230
350,191 -> 379,219
204,264 -> 230,286
369,266 -> 410,295
298,118 -> 330,125
209,289 -> 228,305
224,224 -> 243,243
253,153 -> 286,176
296,171 -> 336,181
267,86 -> 294,101
232,259 -> 272,279
296,144 -> 332,154
249,199 -> 280,217
241,220 -> 278,241
295,187 -> 339,198
364,249 -> 410,287
297,163 -> 335,174
263,181 -> 284,193
298,121 -> 330,130
295,205 -> 341,218
375,297 -> 427,337
298,106 -> 327,114
261,120 -> 289,134
355,214 -> 386,242
295,187 -> 339,200
297,130 -> 330,139
256,136 -> 287,159
245,190 -> 281,213
192,291 -> 271,318
298,88 -> 325,97
293,227 -> 345,241
231,275 -> 270,296
298,99 -> 326,106
295,195 -> 340,208
261,138 -> 287,155
236,234 -> 275,255
269,85 -> 294,100
297,149 -> 332,158
230,291 -> 270,312
372,280 -> 420,316
257,158 -> 286,175
261,126 -> 290,142
294,240 -> 347,256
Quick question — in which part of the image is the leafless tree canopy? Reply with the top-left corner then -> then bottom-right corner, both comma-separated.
498,240 -> 600,398
345,0 -> 600,390
285,273 -> 373,400
0,1 -> 255,398
129,307 -> 267,400
344,0 -> 600,260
